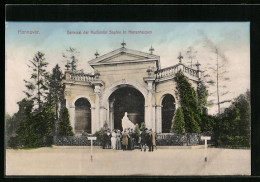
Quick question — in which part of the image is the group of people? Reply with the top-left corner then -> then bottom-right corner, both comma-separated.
102,128 -> 157,152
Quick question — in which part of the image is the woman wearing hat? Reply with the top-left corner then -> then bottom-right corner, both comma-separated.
116,130 -> 122,150
122,129 -> 130,151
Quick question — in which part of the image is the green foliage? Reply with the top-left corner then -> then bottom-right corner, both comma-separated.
174,71 -> 201,133
58,108 -> 74,136
172,107 -> 185,134
9,103 -> 55,148
47,64 -> 65,134
24,51 -> 49,111
63,47 -> 79,72
197,82 -> 208,113
6,99 -> 34,142
94,128 -> 104,143
82,131 -> 88,136
200,113 -> 214,132
214,90 -> 250,148
134,124 -> 141,141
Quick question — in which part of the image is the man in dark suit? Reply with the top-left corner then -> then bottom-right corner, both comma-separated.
148,129 -> 153,152
140,129 -> 147,152
102,130 -> 107,149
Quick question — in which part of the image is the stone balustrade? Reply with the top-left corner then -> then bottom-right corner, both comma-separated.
65,71 -> 96,82
156,63 -> 199,80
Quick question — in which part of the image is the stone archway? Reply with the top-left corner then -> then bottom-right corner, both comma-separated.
74,97 -> 92,134
101,79 -> 148,130
108,86 -> 145,131
161,94 -> 176,133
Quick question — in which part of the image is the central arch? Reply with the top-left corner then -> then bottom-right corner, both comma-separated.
101,79 -> 148,130
109,86 -> 145,130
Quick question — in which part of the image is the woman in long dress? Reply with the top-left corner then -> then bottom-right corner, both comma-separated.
116,130 -> 122,150
111,130 -> 117,149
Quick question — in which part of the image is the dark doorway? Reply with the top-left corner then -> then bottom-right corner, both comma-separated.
75,98 -> 91,134
162,94 -> 176,133
109,86 -> 144,131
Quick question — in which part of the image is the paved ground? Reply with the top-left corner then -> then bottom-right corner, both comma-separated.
5,146 -> 250,176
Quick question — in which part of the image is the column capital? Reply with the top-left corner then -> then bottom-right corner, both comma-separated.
143,77 -> 155,92
91,80 -> 104,87
143,77 -> 156,83
91,80 -> 104,94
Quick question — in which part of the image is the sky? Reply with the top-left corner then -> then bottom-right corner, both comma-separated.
5,22 -> 250,115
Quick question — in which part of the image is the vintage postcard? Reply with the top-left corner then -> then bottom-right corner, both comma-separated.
5,22 -> 250,175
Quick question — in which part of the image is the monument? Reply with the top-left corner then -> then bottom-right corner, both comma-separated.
63,41 -> 201,134
121,112 -> 135,131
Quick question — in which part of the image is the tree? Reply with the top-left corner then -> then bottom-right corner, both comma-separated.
24,51 -> 49,111
200,33 -> 231,115
47,64 -> 64,134
62,47 -> 79,72
172,107 -> 185,134
5,112 -> 11,134
185,46 -> 197,68
58,108 -> 74,136
8,102 -> 56,148
134,124 -> 141,142
197,81 -> 209,113
8,98 -> 34,148
174,71 -> 201,133
214,90 -> 250,147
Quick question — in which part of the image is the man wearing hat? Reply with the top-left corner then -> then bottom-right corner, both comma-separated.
140,128 -> 148,152
102,129 -> 107,149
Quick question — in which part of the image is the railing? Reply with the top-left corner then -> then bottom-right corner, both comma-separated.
65,72 -> 96,82
156,63 -> 199,80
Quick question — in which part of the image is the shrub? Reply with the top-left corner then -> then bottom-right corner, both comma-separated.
59,108 -> 74,136
172,107 -> 185,134
94,128 -> 104,143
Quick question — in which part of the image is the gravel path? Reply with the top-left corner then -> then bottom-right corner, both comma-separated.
5,146 -> 250,176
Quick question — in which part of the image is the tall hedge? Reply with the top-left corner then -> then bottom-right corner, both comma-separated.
172,107 -> 185,134
58,108 -> 74,136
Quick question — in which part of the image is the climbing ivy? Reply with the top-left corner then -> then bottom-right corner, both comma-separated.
174,71 -> 201,133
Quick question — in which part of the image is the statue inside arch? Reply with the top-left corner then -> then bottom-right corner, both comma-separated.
121,112 -> 135,131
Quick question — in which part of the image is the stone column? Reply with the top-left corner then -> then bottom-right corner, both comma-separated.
100,106 -> 107,129
69,106 -> 75,132
91,106 -> 96,134
155,105 -> 162,133
143,77 -> 156,131
91,80 -> 104,133
64,89 -> 76,132
109,101 -> 114,129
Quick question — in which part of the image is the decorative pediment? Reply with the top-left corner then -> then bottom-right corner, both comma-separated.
88,47 -> 160,66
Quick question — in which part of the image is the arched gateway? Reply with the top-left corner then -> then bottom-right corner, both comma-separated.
63,43 -> 201,134
108,86 -> 145,131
